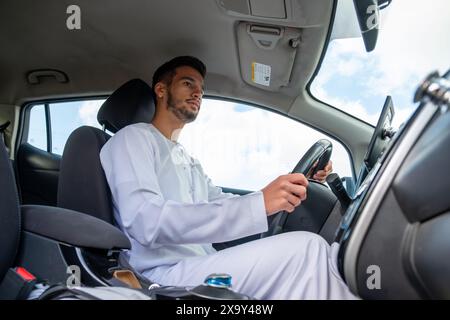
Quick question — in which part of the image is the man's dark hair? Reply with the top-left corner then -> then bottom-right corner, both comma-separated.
151,56 -> 206,99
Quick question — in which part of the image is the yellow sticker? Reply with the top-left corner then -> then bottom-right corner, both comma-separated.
251,62 -> 271,86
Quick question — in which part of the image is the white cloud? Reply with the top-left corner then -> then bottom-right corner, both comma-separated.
371,0 -> 450,95
376,1 -> 450,95
337,59 -> 364,77
180,100 -> 353,191
312,75 -> 380,125
78,100 -> 105,128
311,0 -> 450,127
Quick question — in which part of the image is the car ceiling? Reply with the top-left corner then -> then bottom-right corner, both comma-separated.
1,0 -> 374,173
0,0 -> 332,111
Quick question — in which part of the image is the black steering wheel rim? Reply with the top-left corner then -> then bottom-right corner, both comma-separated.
260,139 -> 333,238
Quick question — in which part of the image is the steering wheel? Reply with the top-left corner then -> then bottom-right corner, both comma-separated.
260,139 -> 333,238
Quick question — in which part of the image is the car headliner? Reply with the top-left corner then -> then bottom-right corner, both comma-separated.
0,0 -> 373,173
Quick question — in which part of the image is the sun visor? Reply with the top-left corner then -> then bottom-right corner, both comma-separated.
237,22 -> 301,92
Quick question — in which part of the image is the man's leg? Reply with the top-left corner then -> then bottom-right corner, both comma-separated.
145,231 -> 357,299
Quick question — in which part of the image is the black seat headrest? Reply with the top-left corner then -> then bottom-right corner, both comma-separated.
97,79 -> 155,133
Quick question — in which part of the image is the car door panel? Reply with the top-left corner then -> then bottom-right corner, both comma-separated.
17,142 -> 60,206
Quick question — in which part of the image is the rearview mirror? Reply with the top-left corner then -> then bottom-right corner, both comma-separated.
352,0 -> 391,52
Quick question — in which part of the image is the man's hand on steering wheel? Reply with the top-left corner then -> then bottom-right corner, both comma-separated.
310,160 -> 333,183
260,139 -> 333,238
261,173 -> 308,216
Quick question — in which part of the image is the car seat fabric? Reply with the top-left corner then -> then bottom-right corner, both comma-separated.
0,140 -> 21,283
57,79 -> 155,224
97,79 -> 155,134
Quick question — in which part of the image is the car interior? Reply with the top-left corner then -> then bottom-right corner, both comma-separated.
1,0 -> 449,300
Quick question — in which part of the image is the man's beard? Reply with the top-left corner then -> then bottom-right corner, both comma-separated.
167,91 -> 198,123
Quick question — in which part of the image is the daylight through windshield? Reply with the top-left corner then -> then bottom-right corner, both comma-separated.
311,0 -> 450,128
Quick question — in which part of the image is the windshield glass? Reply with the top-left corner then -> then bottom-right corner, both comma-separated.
311,0 -> 450,128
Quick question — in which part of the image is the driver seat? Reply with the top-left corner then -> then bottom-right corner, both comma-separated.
55,79 -> 254,299
0,133 -> 145,299
57,79 -> 155,223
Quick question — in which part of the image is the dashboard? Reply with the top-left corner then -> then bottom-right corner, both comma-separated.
335,71 -> 450,299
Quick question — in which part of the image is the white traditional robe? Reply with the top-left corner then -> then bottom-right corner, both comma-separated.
100,123 -> 357,299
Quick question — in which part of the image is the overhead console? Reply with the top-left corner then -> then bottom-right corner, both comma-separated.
219,0 -> 287,18
216,0 -> 328,27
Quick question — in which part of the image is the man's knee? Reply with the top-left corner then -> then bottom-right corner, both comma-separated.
270,231 -> 329,257
278,231 -> 328,246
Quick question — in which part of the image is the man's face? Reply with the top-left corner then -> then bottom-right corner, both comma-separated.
165,66 -> 204,123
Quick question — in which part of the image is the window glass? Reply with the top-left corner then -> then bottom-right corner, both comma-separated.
26,99 -> 105,155
179,99 -> 352,191
50,100 -> 104,154
27,104 -> 47,150
310,0 -> 450,129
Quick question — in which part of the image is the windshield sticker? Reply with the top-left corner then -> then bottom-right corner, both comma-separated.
252,62 -> 271,86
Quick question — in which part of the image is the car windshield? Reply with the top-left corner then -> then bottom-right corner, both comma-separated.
310,0 -> 450,128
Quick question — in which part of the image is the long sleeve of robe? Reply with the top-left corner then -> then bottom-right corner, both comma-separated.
100,123 -> 268,272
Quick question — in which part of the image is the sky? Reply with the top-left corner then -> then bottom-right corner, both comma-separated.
28,97 -> 353,190
27,0 -> 450,191
311,0 -> 450,128
178,100 -> 352,190
27,99 -> 104,154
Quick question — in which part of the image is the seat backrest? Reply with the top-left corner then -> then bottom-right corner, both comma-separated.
57,79 -> 155,223
57,126 -> 113,222
0,140 -> 21,282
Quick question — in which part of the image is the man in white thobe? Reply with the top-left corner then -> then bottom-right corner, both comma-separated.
100,56 -> 357,299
